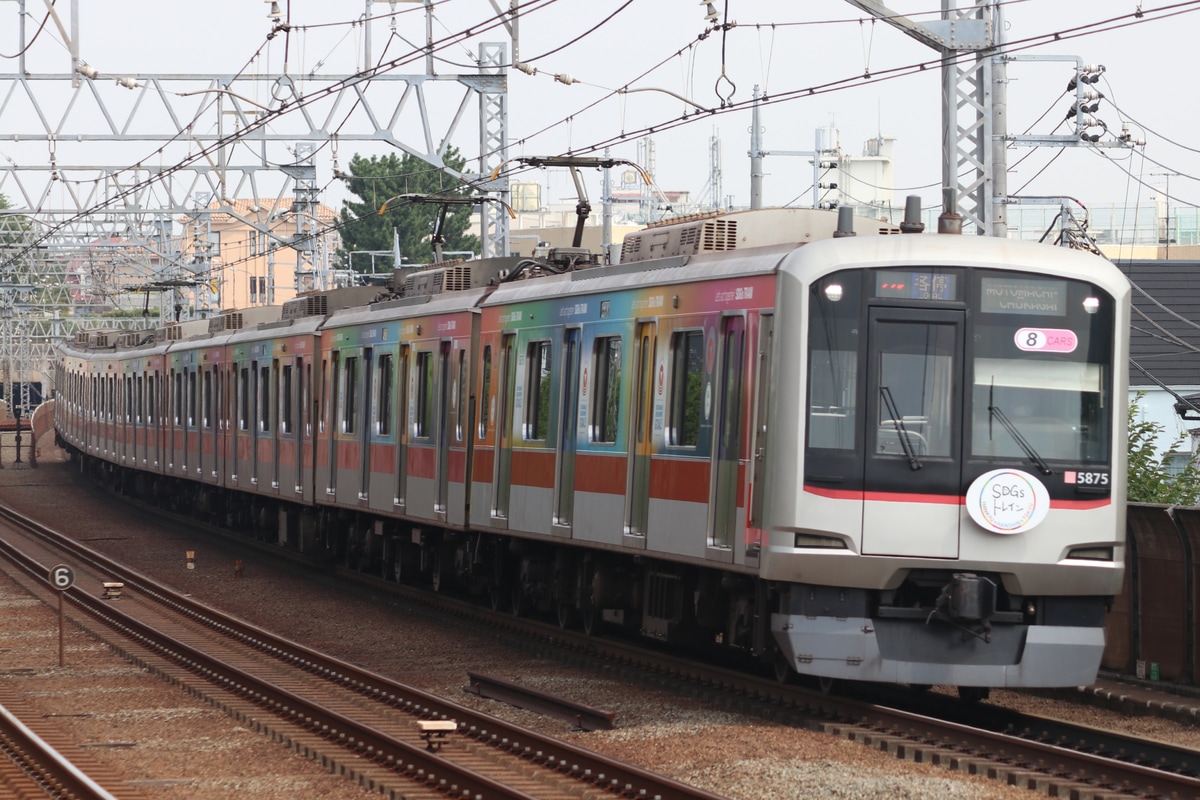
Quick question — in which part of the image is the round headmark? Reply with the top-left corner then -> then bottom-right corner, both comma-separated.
966,469 -> 1051,535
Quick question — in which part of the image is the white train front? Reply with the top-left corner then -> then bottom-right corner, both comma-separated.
55,207 -> 1129,693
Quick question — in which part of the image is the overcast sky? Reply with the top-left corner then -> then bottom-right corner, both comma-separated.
3,0 -> 1197,221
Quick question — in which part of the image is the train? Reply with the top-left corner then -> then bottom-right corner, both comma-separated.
54,203 -> 1130,697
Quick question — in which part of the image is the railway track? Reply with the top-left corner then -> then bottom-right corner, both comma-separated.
0,690 -> 121,800
0,501 -> 730,800
8,480 -> 1200,799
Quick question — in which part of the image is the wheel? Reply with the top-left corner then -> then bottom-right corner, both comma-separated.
581,603 -> 601,636
556,602 -> 574,630
773,652 -> 793,685
430,550 -> 444,593
817,676 -> 836,695
510,585 -> 525,617
488,583 -> 505,612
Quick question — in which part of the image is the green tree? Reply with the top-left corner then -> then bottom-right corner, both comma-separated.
337,149 -> 479,270
1127,392 -> 1200,504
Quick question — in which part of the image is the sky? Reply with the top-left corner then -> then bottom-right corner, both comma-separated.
2,0 -> 1198,227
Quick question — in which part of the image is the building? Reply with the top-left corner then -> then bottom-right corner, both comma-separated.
182,198 -> 341,314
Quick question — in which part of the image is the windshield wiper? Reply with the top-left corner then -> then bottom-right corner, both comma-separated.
988,383 -> 1052,475
879,386 -> 923,470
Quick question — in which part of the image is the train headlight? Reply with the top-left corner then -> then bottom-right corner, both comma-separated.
823,283 -> 844,303
1082,296 -> 1100,314
1067,546 -> 1114,561
793,533 -> 848,549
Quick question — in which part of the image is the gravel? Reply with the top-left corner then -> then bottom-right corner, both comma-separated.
0,445 -> 1160,799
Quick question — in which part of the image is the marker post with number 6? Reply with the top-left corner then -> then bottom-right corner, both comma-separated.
48,564 -> 74,668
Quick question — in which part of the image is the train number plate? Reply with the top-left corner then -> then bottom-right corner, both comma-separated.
1063,471 -> 1109,486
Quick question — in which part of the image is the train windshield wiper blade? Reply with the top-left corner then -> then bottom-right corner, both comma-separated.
988,404 -> 1052,475
879,386 -> 922,471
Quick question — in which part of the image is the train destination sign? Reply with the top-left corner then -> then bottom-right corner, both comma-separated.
874,270 -> 957,301
981,277 -> 1067,316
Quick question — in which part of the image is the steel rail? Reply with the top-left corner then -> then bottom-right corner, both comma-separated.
0,701 -> 120,800
0,499 -> 731,800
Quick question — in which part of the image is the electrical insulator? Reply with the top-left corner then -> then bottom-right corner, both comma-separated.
820,161 -> 838,170
819,182 -> 838,190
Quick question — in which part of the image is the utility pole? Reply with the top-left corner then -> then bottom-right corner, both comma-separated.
1152,172 -> 1180,257
843,0 -> 1004,235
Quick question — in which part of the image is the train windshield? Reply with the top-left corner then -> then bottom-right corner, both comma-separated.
806,267 -> 1115,492
971,272 -> 1113,465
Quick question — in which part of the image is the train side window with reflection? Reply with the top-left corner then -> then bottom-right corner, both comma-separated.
524,340 -> 552,442
478,345 -> 492,439
668,330 -> 704,448
188,370 -> 197,428
281,364 -> 293,434
342,356 -> 358,434
239,367 -> 250,431
174,372 -> 183,426
456,349 -> 467,442
376,354 -> 393,436
260,365 -> 271,433
590,336 -> 622,444
202,370 -> 212,428
415,351 -> 433,438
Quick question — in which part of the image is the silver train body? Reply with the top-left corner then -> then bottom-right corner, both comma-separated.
55,208 -> 1129,689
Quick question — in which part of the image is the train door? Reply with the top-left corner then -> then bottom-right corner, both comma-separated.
360,348 -> 373,501
747,314 -> 774,561
626,321 -> 656,540
394,346 -> 409,509
435,341 -> 452,516
861,306 -> 965,558
491,333 -> 516,524
708,314 -> 746,557
553,327 -> 582,531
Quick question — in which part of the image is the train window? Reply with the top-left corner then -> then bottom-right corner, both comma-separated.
524,341 -> 552,442
590,336 -> 622,444
188,371 -> 198,428
148,375 -> 157,423
455,349 -> 467,442
260,365 -> 272,433
415,351 -> 433,438
479,345 -> 492,439
971,275 -> 1114,465
807,274 -> 862,452
668,330 -> 704,448
376,355 -> 392,436
239,367 -> 250,431
136,376 -> 144,423
281,364 -> 294,434
125,376 -> 133,423
342,356 -> 357,434
173,372 -> 183,426
202,370 -> 212,428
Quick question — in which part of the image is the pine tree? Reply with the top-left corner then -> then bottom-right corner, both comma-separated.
337,149 -> 480,270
